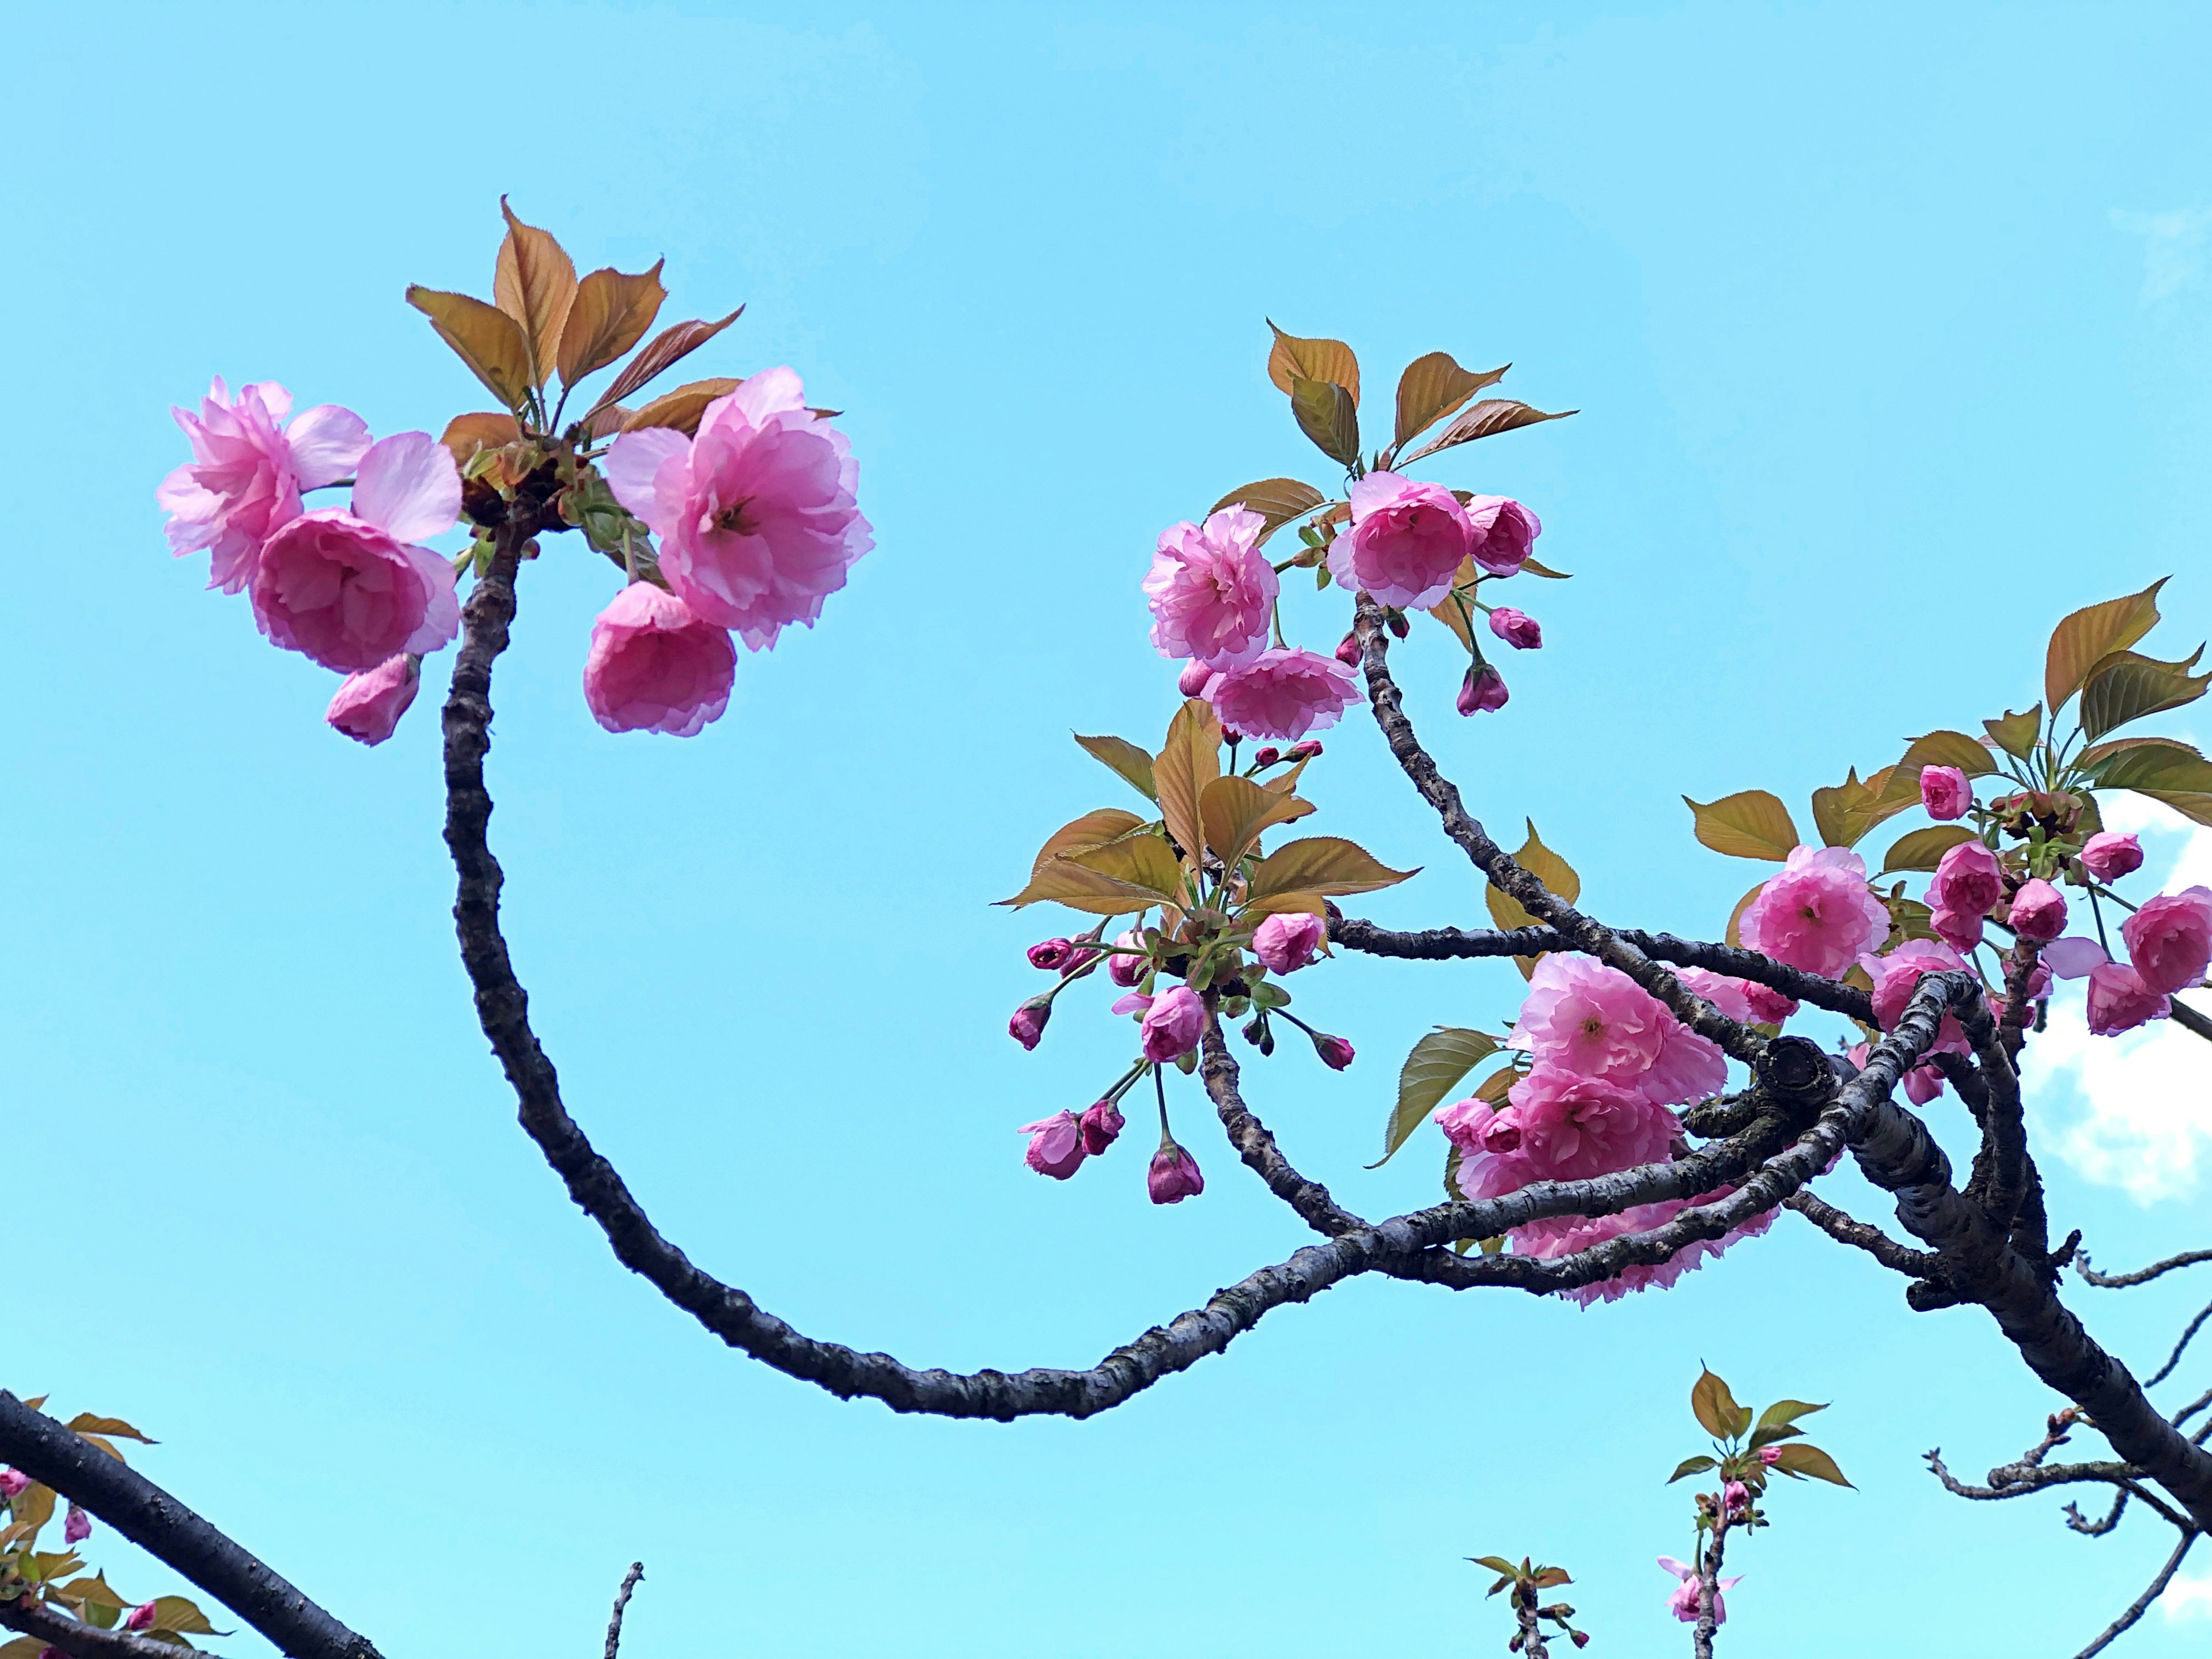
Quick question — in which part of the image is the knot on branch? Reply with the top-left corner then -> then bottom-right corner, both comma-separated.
1753,1035 -> 1834,1118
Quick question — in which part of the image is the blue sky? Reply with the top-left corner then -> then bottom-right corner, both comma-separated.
9,2 -> 2212,1653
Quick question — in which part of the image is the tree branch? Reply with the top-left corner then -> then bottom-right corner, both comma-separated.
602,1562 -> 643,1659
1785,1191 -> 1942,1278
0,1597 -> 222,1659
2074,1529 -> 2199,1659
2078,1248 -> 2212,1289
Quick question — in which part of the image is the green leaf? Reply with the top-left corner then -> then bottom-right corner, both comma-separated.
1200,774 -> 1313,868
2080,647 -> 2211,741
1812,767 -> 1909,849
1401,399 -> 1575,464
2086,747 -> 2212,793
1767,1442 -> 1853,1487
1372,1028 -> 1501,1167
1154,699 -> 1224,869
1518,554 -> 1571,579
64,1414 -> 155,1445
405,285 -> 535,410
1207,478 -> 1329,543
1393,351 -> 1506,448
1073,733 -> 1159,803
1881,825 -> 1978,874
1289,374 -> 1361,469
1755,1397 -> 1828,1431
1469,1555 -> 1521,1577
1667,1455 -> 1719,1483
1889,730 -> 2001,790
1246,836 -> 1417,900
150,1596 -> 222,1636
1065,836 -> 1187,903
2077,736 -> 2203,772
1266,322 -> 1360,404
1747,1421 -> 1807,1452
1984,706 -> 2042,759
2046,578 -> 2168,711
1684,791 -> 1800,861
1690,1368 -> 1743,1440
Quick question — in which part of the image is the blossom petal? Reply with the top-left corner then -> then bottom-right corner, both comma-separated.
604,426 -> 691,527
353,432 -> 461,543
2043,935 -> 2109,980
285,404 -> 373,490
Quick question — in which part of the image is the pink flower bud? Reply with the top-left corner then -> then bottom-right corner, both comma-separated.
0,1468 -> 28,1499
1009,996 -> 1051,1050
1289,740 -> 1322,760
1478,1106 -> 1524,1154
1457,663 -> 1508,715
1177,660 -> 1214,697
1487,606 -> 1542,650
1385,610 -> 1410,639
1930,903 -> 1984,954
1019,1111 -> 1086,1179
1758,1445 -> 1781,1466
1108,930 -> 1148,987
64,1505 -> 90,1545
126,1604 -> 157,1633
2088,961 -> 2170,1036
1334,632 -> 1361,667
1724,1479 -> 1750,1514
1743,982 -> 1798,1024
1930,839 -> 2004,919
1253,745 -> 1281,766
1080,1100 -> 1126,1154
1919,764 -> 1972,820
1312,1032 -> 1355,1070
1140,985 -> 1206,1063
1027,937 -> 1075,971
2008,878 -> 2067,942
2081,831 -> 2144,883
326,653 -> 421,747
1148,1141 -> 1205,1203
1253,911 -> 1324,974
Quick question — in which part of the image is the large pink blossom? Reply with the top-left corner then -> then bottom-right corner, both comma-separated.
1325,471 -> 1471,608
325,654 -> 419,747
1202,649 -> 1359,741
1639,1020 -> 1727,1107
2081,832 -> 2144,882
1928,838 -> 2004,921
582,582 -> 738,737
1142,506 -> 1278,669
1461,494 -> 1541,576
1858,937 -> 1976,1055
1508,955 -> 1669,1082
158,378 -> 370,593
1505,1062 -> 1677,1181
604,368 -> 873,650
2121,887 -> 2212,995
2008,878 -> 2067,942
1737,845 -> 1890,979
2088,961 -> 2171,1036
1919,765 -> 1971,820
249,432 -> 461,673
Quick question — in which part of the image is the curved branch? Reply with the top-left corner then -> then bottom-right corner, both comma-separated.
0,1392 -> 380,1659
1198,1014 -> 1368,1238
2068,1488 -> 2131,1536
1785,1191 -> 1942,1278
2074,1529 -> 2199,1659
0,1597 -> 216,1659
2078,1248 -> 2212,1289
2147,1301 -> 2212,1389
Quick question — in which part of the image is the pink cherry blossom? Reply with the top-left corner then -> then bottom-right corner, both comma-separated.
1857,938 -> 1976,1054
1505,1062 -> 1677,1181
1177,660 -> 1213,696
1202,649 -> 1359,741
125,1605 -> 156,1634
1487,606 -> 1542,649
63,1505 -> 89,1545
0,1468 -> 26,1499
1141,985 -> 1205,1063
604,368 -> 872,650
2121,887 -> 2212,995
1510,1194 -> 1771,1306
1737,845 -> 1890,979
1724,1479 -> 1751,1514
1463,495 -> 1541,575
1019,1111 -> 1086,1179
1658,1558 -> 1740,1624
1743,982 -> 1800,1024
1639,1020 -> 1727,1107
2081,831 -> 2144,882
1457,662 -> 1509,715
1903,1061 -> 1945,1105
1326,471 -> 1472,608
1253,911 -> 1323,974
1108,930 -> 1148,987
1142,506 -> 1278,669
1438,1097 -> 1528,1158
2009,878 -> 2067,942
1080,1100 -> 1125,1154
1148,1141 -> 1205,1203
582,582 -> 737,737
249,432 -> 461,673
1674,967 -> 1758,1023
1509,955 -> 1669,1083
1009,997 -> 1051,1049
2088,961 -> 2171,1036
325,654 -> 419,747
1930,903 -> 1985,954
158,378 -> 370,593
1919,765 -> 1972,820
1929,838 -> 2004,922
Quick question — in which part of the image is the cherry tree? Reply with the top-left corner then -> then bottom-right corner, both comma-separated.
7,204 -> 2212,1658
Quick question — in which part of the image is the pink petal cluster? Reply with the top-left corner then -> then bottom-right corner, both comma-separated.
158,378 -> 370,593
582,582 -> 738,736
1080,1100 -> 1124,1153
1514,1198 -> 1773,1308
1487,606 -> 1542,649
1327,471 -> 1474,608
1927,839 -> 2004,950
605,368 -> 872,651
325,654 -> 420,747
251,433 -> 462,673
1202,649 -> 1359,742
1020,1111 -> 1086,1179
1253,911 -> 1323,974
126,1604 -> 157,1633
1142,506 -> 1278,669
1457,662 -> 1509,715
1857,937 -> 1976,1054
1508,955 -> 1725,1103
1677,966 -> 1799,1026
1919,765 -> 1972,820
0,1468 -> 26,1499
1737,846 -> 1890,979
2008,878 -> 2067,942
63,1506 -> 90,1546
2120,887 -> 2212,994
1140,985 -> 1205,1063
2081,831 -> 2144,882
1464,494 -> 1541,576
1149,1141 -> 1205,1203
2089,961 -> 2171,1036
1505,1062 -> 1677,1180
1108,930 -> 1148,987
1658,1558 -> 1741,1625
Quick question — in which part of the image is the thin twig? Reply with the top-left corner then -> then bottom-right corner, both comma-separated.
2074,1530 -> 2198,1658
2078,1248 -> 2212,1289
604,1562 -> 644,1659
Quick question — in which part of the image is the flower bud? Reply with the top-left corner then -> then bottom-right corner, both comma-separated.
1457,663 -> 1508,715
1724,1479 -> 1751,1515
64,1505 -> 90,1545
1080,1100 -> 1126,1155
2081,831 -> 2145,882
1571,1632 -> 1590,1648
327,653 -> 421,747
1289,740 -> 1322,760
2009,878 -> 2067,942
1334,632 -> 1361,667
1385,609 -> 1410,639
1758,1445 -> 1781,1467
1148,1141 -> 1205,1203
1019,1111 -> 1086,1179
1487,606 -> 1542,650
1919,764 -> 1972,820
126,1605 -> 157,1634
1253,911 -> 1324,974
1312,1032 -> 1355,1070
1027,937 -> 1075,971
1253,745 -> 1281,766
1108,930 -> 1148,988
0,1468 -> 28,1499
1241,1014 -> 1275,1054
1140,985 -> 1206,1063
1008,996 -> 1051,1051
1177,660 -> 1214,697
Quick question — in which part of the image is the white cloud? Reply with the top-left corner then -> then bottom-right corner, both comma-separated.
2029,794 -> 2212,1204
2164,1566 -> 2212,1623
2111,206 -> 2212,306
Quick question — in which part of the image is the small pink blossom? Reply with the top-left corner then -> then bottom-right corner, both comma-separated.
1737,846 -> 1890,979
1141,986 -> 1205,1063
325,653 -> 420,746
1930,903 -> 1985,954
1177,660 -> 1213,696
1509,955 -> 1669,1082
1487,606 -> 1542,649
1108,930 -> 1148,987
1456,662 -> 1508,715
1148,1141 -> 1205,1203
126,1605 -> 157,1633
63,1505 -> 89,1546
1724,1479 -> 1751,1514
1009,996 -> 1051,1050
1929,838 -> 2005,921
604,368 -> 872,650
1919,765 -> 1972,820
1019,1111 -> 1086,1179
2088,962 -> 2171,1036
1326,471 -> 1472,608
1142,506 -> 1278,669
2081,831 -> 2145,883
1857,938 -> 1976,1054
1202,649 -> 1359,741
158,378 -> 371,593
1658,1558 -> 1740,1624
2121,887 -> 2212,995
1028,937 -> 1076,971
1463,494 -> 1541,576
1744,982 -> 1799,1024
1080,1100 -> 1126,1154
0,1468 -> 27,1499
582,582 -> 738,737
2009,879 -> 2067,942
1506,1062 -> 1677,1181
249,432 -> 461,673
1253,911 -> 1324,974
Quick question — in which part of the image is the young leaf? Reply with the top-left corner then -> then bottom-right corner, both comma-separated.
1518,555 -> 1572,579
594,309 -> 746,413
1666,1455 -> 1719,1483
2077,736 -> 2202,770
1684,791 -> 1800,861
1373,1027 -> 1500,1167
149,1596 -> 223,1636
439,411 -> 522,467
1289,375 -> 1361,469
1154,699 -> 1224,866
1065,836 -> 1187,902
1893,729 -> 2001,784
493,199 -> 578,389
1199,774 -> 1312,868
1024,808 -> 1148,877
2046,578 -> 2167,712
1753,1398 -> 1827,1431
1746,1421 -> 1806,1452
1690,1368 -> 1743,1440
1246,836 -> 1416,900
621,377 -> 743,436
2085,747 -> 2212,792
1208,478 -> 1328,542
1393,351 -> 1506,448
1400,399 -> 1575,465
1811,767 -> 1910,849
1266,322 -> 1360,404
1073,733 -> 1160,802
1468,1555 -> 1521,1577
1241,890 -> 1330,919
998,851 -> 1169,914
1528,1567 -> 1573,1590
2079,647 -> 2211,741
1880,825 -> 1978,874
1722,880 -> 1764,948
405,286 -> 534,410
1983,706 -> 2041,759
558,262 -> 669,386
1483,819 -> 1580,934
1766,1442 -> 1853,1487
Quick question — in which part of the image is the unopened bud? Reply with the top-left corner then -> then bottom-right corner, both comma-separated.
126,1605 -> 157,1634
1027,937 -> 1075,971
1253,745 -> 1281,766
1312,1032 -> 1355,1070
64,1505 -> 90,1545
1177,660 -> 1214,697
1457,662 -> 1509,715
1080,1100 -> 1126,1154
1334,631 -> 1361,666
0,1469 -> 28,1500
1571,1631 -> 1590,1648
1385,609 -> 1410,639
1008,996 -> 1051,1051
1289,740 -> 1321,760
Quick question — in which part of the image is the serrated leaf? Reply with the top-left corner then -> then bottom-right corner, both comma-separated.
1812,767 -> 1910,849
1883,730 -> 2002,803
1373,1028 -> 1501,1167
1154,699 -> 1223,868
1401,399 -> 1575,464
2047,579 -> 2168,711
1023,808 -> 1147,877
1289,374 -> 1360,469
1684,791 -> 1800,861
593,309 -> 745,415
493,199 -> 577,390
1393,351 -> 1506,448
1691,1368 -> 1742,1440
558,262 -> 669,386
1667,1455 -> 1719,1483
1207,478 -> 1328,543
1984,706 -> 2041,759
1065,836 -> 1188,903
438,411 -> 521,467
63,1414 -> 154,1445
2088,747 -> 2212,793
1240,890 -> 1330,919
406,286 -> 534,410
1200,774 -> 1312,868
2077,736 -> 2203,771
621,377 -> 741,436
1767,1442 -> 1853,1487
1266,322 -> 1359,404
1881,825 -> 1978,874
1747,1422 -> 1806,1452
150,1596 -> 221,1636
998,852 -> 1171,915
1756,1397 -> 1824,1429
1247,836 -> 1416,900
2080,647 -> 2211,741
1072,733 -> 1158,802
1472,1064 -> 1519,1104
